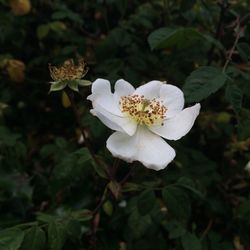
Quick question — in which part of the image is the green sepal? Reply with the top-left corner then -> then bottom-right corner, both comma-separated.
76,79 -> 92,86
49,81 -> 67,92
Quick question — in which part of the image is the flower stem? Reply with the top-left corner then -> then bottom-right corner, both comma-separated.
66,89 -> 100,167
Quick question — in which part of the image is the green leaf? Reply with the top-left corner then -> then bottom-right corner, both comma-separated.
203,34 -> 224,50
21,226 -> 46,250
163,221 -> 186,239
37,24 -> 50,40
137,190 -> 156,216
162,186 -> 191,220
0,228 -> 25,250
148,27 -> 203,50
48,221 -> 66,250
128,208 -> 152,239
237,199 -> 250,219
237,42 -> 250,62
52,148 -> 91,182
92,159 -> 108,179
183,66 -> 227,102
181,232 -> 202,250
176,177 -> 204,199
49,81 -> 67,92
51,11 -> 68,20
225,84 -> 242,114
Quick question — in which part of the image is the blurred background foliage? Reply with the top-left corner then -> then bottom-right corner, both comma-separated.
0,0 -> 250,249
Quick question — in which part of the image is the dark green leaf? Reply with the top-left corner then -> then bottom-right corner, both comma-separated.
183,66 -> 227,102
225,84 -> 242,114
181,232 -> 202,250
163,221 -> 186,239
0,228 -> 24,250
128,208 -> 152,239
162,186 -> 191,220
237,42 -> 250,62
176,177 -> 204,199
148,27 -> 203,50
48,221 -> 66,250
21,226 -> 46,250
137,190 -> 156,216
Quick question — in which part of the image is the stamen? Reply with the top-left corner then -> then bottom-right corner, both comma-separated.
120,95 -> 167,126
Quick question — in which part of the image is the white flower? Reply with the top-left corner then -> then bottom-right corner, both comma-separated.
87,79 -> 200,171
245,161 -> 250,173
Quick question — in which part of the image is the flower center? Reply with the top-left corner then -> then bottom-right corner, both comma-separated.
49,58 -> 88,81
119,94 -> 167,126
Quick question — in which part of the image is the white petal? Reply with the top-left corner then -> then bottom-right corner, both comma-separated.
92,104 -> 137,136
133,80 -> 163,99
107,126 -> 176,170
87,78 -> 121,116
160,84 -> 184,118
114,79 -> 135,99
149,103 -> 200,140
88,78 -> 137,135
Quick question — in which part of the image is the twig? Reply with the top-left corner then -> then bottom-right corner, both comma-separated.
207,1 -> 229,65
66,89 -> 100,167
222,25 -> 244,72
92,188 -> 108,216
201,219 -> 213,240
120,167 -> 132,186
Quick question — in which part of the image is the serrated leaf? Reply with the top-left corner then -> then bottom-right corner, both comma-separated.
181,232 -> 202,250
203,34 -> 224,50
164,221 -> 186,239
0,228 -> 24,250
137,190 -> 156,216
148,27 -> 203,50
92,159 -> 108,179
162,186 -> 191,220
21,226 -> 46,250
48,221 -> 66,250
49,81 -> 67,92
128,208 -> 152,239
225,84 -> 242,114
183,66 -> 227,102
176,177 -> 204,199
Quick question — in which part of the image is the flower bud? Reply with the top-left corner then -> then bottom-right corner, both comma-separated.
10,0 -> 31,16
6,59 -> 26,82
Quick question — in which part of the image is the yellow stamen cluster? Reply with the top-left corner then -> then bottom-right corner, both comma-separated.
49,58 -> 88,81
119,94 -> 167,126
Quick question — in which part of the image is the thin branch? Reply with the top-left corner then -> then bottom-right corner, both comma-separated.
201,219 -> 213,240
207,1 -> 229,65
222,25 -> 244,72
66,89 -> 100,167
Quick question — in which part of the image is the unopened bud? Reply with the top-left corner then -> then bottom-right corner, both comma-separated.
6,59 -> 26,82
10,0 -> 31,16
